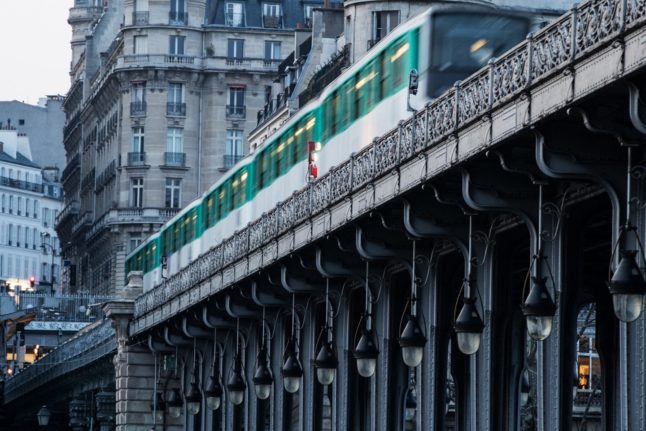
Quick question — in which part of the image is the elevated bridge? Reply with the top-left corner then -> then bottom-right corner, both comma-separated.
6,0 -> 646,430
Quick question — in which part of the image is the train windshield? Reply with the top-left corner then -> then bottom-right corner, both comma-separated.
429,13 -> 529,97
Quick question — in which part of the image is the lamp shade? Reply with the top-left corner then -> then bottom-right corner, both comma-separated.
522,277 -> 557,341
167,388 -> 183,419
204,375 -> 222,411
281,344 -> 303,393
608,250 -> 646,322
454,297 -> 484,355
227,361 -> 247,406
354,327 -> 379,378
399,314 -> 427,367
253,348 -> 273,400
314,340 -> 338,385
37,405 -> 50,427
404,386 -> 417,422
185,381 -> 201,416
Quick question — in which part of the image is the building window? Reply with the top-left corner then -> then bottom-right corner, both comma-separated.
166,127 -> 183,153
225,2 -> 244,26
132,127 -> 145,152
7,224 -> 13,246
130,178 -> 144,207
265,41 -> 281,61
131,82 -> 146,115
8,196 -> 13,214
17,197 -> 22,216
33,200 -> 38,219
129,233 -> 142,253
262,3 -> 282,28
134,35 -> 148,54
169,35 -> 185,55
167,83 -> 186,116
373,11 -> 399,43
225,129 -> 244,168
129,127 -> 145,165
227,87 -> 246,118
573,303 -> 602,419
170,0 -> 187,24
25,198 -> 30,217
165,178 -> 181,208
227,39 -> 244,61
16,226 -> 21,248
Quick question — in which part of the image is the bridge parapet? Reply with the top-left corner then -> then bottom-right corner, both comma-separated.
3,319 -> 116,404
133,0 -> 646,326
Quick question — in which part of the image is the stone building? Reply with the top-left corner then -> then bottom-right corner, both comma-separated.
57,0 -> 325,295
0,128 -> 63,294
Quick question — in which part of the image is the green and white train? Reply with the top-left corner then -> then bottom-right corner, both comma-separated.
126,2 -> 546,291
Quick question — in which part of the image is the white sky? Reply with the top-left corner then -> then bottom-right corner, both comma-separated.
0,0 -> 74,104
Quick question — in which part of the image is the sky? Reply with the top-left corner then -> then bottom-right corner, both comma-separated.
0,0 -> 74,105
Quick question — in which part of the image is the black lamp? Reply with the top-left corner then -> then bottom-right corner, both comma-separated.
315,279 -> 338,385
204,374 -> 222,411
454,216 -> 484,355
607,147 -> 646,322
314,340 -> 337,385
608,249 -> 646,322
253,347 -> 273,400
354,326 -> 379,377
167,388 -> 183,419
227,354 -> 246,405
37,405 -> 50,427
523,276 -> 557,341
454,295 -> 484,355
399,241 -> 427,367
282,339 -> 303,393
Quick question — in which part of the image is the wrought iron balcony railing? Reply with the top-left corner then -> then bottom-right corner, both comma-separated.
166,102 -> 186,116
130,101 -> 146,116
127,152 -> 146,166
226,105 -> 246,119
164,152 -> 186,167
169,11 -> 188,25
0,176 -> 42,193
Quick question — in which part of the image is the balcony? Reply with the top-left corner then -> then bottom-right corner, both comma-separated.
61,154 -> 80,183
0,176 -> 42,193
72,211 -> 93,234
130,101 -> 146,116
127,152 -> 146,166
166,102 -> 186,116
226,105 -> 246,119
225,12 -> 245,27
164,152 -> 186,167
132,11 -> 149,25
169,11 -> 188,25
85,208 -> 180,242
56,201 -> 80,227
223,154 -> 243,168
164,55 -> 195,64
206,57 -> 280,72
263,15 -> 282,29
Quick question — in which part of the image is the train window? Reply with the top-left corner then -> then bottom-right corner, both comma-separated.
206,195 -> 214,228
390,40 -> 409,89
187,210 -> 196,243
236,169 -> 248,205
379,51 -> 387,100
276,136 -> 288,175
173,221 -> 180,252
429,13 -> 528,97
356,61 -> 378,116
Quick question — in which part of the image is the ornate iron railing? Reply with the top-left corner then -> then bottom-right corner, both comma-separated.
3,319 -> 116,403
134,0 -> 646,318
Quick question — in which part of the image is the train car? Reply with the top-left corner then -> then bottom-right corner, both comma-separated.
127,2 -> 548,291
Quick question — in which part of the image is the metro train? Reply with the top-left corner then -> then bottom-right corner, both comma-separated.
126,2 -> 553,291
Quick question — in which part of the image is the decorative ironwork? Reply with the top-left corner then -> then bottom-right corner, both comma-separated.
134,0 -> 644,318
3,320 -> 116,403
